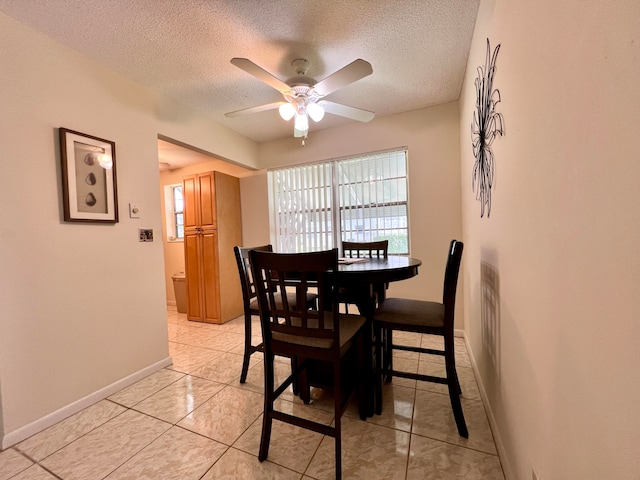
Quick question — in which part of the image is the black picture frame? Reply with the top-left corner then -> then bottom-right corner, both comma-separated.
59,128 -> 118,223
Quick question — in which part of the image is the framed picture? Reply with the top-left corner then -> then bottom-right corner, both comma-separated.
59,128 -> 119,223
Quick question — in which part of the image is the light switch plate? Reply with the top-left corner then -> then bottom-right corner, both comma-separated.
129,203 -> 141,218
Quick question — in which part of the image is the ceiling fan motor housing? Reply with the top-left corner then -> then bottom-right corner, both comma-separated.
291,58 -> 310,75
286,58 -> 317,89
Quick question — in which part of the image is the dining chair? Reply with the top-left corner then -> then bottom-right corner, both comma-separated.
340,239 -> 389,313
342,239 -> 389,259
250,248 -> 368,480
372,239 -> 468,438
233,244 -> 317,384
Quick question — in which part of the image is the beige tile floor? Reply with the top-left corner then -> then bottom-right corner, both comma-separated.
0,306 -> 505,480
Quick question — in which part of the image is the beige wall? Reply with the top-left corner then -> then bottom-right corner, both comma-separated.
251,103 -> 464,308
460,1 -> 640,479
0,12 -> 257,447
239,172 -> 271,248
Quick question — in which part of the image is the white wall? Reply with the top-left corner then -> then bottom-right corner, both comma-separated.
459,1 -> 640,479
0,12 -> 257,447
239,172 -> 271,248
252,103 -> 464,308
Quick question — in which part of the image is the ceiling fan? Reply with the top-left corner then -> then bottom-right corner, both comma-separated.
225,57 -> 374,143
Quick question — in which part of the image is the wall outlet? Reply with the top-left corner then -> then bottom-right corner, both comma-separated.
139,229 -> 153,242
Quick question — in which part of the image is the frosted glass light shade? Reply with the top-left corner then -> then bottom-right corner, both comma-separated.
294,112 -> 309,132
279,102 -> 296,121
307,102 -> 325,122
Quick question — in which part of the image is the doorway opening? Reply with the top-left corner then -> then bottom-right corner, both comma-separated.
156,136 -> 254,313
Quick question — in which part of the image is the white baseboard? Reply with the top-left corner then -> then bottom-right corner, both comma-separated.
461,333 -> 514,480
1,356 -> 172,450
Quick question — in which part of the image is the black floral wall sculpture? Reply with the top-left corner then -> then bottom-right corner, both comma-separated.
471,39 -> 504,218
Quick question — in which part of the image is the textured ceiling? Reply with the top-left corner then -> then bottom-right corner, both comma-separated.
0,0 -> 480,144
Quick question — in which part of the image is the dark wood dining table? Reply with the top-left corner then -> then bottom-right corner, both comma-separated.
337,255 -> 422,315
338,255 -> 422,280
336,255 -> 422,416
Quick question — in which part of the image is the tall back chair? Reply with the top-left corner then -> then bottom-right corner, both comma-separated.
234,244 -> 272,383
250,248 -> 368,480
234,244 -> 319,384
341,240 -> 389,312
372,239 -> 468,438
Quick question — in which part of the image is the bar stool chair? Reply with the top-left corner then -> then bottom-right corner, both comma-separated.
233,244 -> 317,384
250,248 -> 368,480
373,239 -> 468,437
340,239 -> 389,312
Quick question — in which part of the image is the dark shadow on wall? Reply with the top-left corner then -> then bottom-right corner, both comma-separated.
481,251 -> 501,381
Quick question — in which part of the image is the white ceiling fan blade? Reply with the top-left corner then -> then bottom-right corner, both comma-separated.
230,58 -> 291,94
321,101 -> 374,122
225,101 -> 284,118
313,59 -> 373,97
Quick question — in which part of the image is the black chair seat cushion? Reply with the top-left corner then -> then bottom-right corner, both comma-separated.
374,298 -> 444,329
273,313 -> 366,349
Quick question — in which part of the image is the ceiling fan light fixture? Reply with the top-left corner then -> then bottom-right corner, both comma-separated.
278,102 -> 296,121
294,112 -> 309,133
227,57 -> 374,145
307,102 -> 325,122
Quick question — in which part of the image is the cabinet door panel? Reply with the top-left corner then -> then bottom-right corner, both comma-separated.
183,175 -> 199,233
184,233 -> 202,321
198,172 -> 217,230
201,230 -> 220,322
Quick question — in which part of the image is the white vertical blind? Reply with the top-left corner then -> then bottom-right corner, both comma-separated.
268,149 -> 409,254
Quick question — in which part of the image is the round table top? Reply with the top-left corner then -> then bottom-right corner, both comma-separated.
338,256 -> 422,284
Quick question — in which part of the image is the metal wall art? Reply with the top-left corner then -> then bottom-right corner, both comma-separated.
59,128 -> 119,223
471,39 -> 504,218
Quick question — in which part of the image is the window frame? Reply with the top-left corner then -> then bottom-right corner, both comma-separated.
268,148 -> 410,255
164,183 -> 184,242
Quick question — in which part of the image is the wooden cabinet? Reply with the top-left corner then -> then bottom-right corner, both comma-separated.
183,171 -> 243,323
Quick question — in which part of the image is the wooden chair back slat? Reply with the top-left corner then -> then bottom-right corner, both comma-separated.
250,249 -> 340,348
342,240 -> 389,258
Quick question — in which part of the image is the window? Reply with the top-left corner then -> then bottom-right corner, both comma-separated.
164,184 -> 184,241
268,149 -> 409,254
